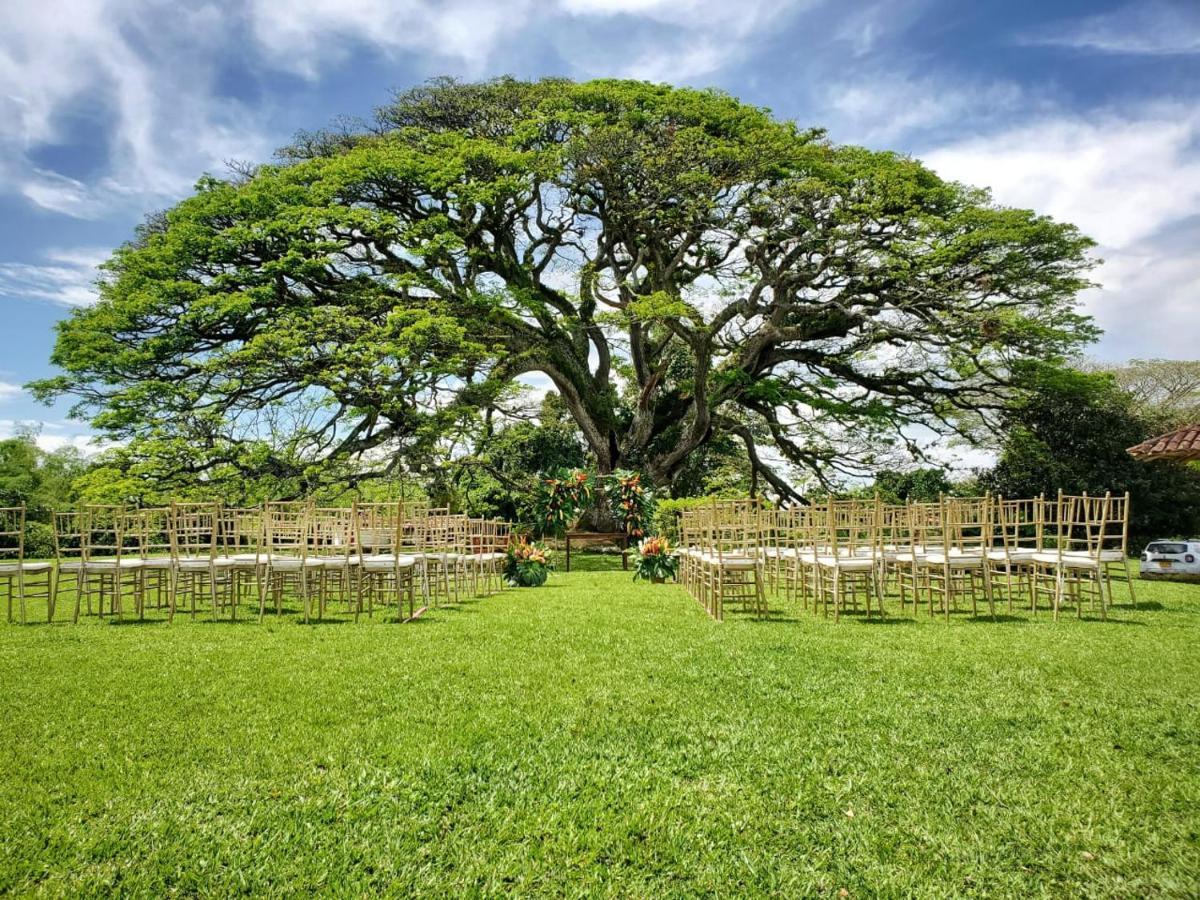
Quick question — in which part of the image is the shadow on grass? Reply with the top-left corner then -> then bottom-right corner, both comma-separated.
961,613 -> 1029,624
855,616 -> 919,626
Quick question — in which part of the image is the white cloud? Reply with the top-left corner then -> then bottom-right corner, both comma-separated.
0,0 -> 819,219
0,419 -> 105,454
0,0 -> 276,218
0,247 -> 110,307
1020,1 -> 1200,56
0,382 -> 24,401
921,106 -> 1200,248
558,0 -> 817,80
823,76 -> 1028,145
920,105 -> 1200,361
245,0 -> 536,79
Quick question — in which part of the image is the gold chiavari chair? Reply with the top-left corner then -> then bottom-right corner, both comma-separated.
896,501 -> 939,615
468,518 -> 507,597
781,506 -> 817,608
489,521 -> 512,594
170,501 -> 225,622
873,501 -> 910,603
310,506 -> 359,618
986,495 -> 1043,613
398,503 -> 430,602
464,518 -> 490,597
80,505 -> 143,621
353,501 -> 419,621
0,505 -> 53,624
678,507 -> 703,601
220,506 -> 264,617
422,510 -> 464,604
260,501 -> 322,622
132,506 -> 175,617
1033,491 -> 1131,620
812,499 -> 880,621
53,510 -> 87,623
920,496 -> 994,619
759,507 -> 787,594
702,499 -> 766,621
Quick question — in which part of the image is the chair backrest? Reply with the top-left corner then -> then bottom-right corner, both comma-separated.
492,521 -> 512,554
1054,491 -> 1129,559
135,506 -> 173,561
262,501 -> 310,559
171,502 -> 219,561
992,495 -> 1044,554
311,506 -> 355,560
710,498 -> 760,562
825,498 -> 877,558
875,502 -> 911,555
423,511 -> 464,554
219,507 -> 262,558
354,502 -> 401,555
908,501 -> 945,554
680,507 -> 705,551
941,496 -> 990,556
84,504 -> 125,562
0,506 -> 26,565
52,509 -> 86,564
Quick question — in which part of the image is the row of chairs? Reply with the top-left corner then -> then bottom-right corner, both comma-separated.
680,492 -> 1135,622
0,502 -> 513,624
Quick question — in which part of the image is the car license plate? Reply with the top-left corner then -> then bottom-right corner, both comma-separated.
1158,560 -> 1173,568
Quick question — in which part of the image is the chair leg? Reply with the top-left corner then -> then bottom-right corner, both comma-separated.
1122,558 -> 1137,608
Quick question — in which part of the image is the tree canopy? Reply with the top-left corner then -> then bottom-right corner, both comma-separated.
33,77 -> 1098,501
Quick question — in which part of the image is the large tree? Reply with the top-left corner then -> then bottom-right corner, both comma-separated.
34,78 -> 1097,500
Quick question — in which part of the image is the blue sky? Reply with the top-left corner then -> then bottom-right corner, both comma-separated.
0,0 -> 1198,454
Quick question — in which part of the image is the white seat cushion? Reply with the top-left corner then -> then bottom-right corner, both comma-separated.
85,558 -> 145,570
814,555 -> 874,571
711,556 -> 758,570
986,548 -> 1037,562
361,554 -> 417,570
922,552 -> 985,567
1033,551 -> 1121,568
230,552 -> 276,564
0,561 -> 52,573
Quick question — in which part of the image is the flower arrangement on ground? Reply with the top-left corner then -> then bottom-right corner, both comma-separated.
633,535 -> 678,583
505,538 -> 554,587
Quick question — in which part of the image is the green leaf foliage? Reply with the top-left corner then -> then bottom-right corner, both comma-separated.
34,77 -> 1099,502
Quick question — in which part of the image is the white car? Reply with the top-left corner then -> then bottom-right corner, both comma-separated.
1140,539 -> 1200,579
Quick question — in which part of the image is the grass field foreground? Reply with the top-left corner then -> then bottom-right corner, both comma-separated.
1,562 -> 1198,895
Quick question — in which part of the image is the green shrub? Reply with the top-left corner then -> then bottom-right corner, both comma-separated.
22,521 -> 56,560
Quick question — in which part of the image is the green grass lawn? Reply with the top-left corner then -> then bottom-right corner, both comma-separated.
1,560 -> 1198,896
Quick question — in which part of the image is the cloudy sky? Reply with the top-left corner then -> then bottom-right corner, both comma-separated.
0,0 -> 1198,453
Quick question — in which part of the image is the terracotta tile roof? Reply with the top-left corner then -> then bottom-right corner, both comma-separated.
1127,424 -> 1200,462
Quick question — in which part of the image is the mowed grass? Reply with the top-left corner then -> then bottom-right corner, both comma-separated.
1,560 -> 1198,897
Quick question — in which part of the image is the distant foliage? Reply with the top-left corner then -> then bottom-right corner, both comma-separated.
980,367 -> 1200,547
